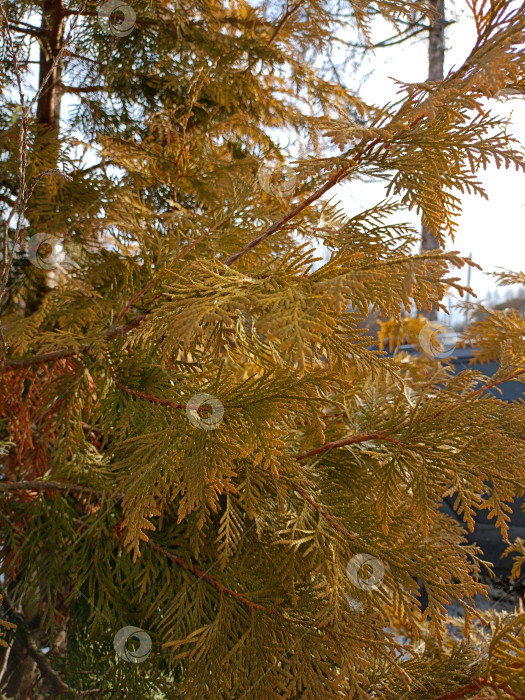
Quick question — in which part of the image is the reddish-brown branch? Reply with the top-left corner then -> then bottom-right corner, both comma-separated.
146,539 -> 277,614
0,113 -> 421,368
433,679 -> 492,700
115,216 -> 229,325
103,344 -> 186,409
469,369 -> 525,399
291,482 -> 357,541
1,313 -> 146,371
222,164 -> 353,266
267,0 -> 307,45
424,368 -> 525,425
222,117 -> 425,267
500,684 -> 525,700
0,479 -> 346,615
294,430 -> 405,461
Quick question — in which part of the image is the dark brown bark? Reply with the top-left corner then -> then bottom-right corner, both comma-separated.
36,0 -> 65,131
2,589 -> 40,700
2,641 -> 39,700
25,1 -> 66,316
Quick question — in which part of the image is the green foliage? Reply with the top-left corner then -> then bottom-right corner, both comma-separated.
2,0 -> 525,697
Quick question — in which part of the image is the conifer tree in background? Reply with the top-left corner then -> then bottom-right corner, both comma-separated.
1,0 -> 525,697
2,0 -> 365,313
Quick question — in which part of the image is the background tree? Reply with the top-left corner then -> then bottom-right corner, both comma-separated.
1,0 -> 525,698
1,0 -> 370,314
422,0 -> 446,320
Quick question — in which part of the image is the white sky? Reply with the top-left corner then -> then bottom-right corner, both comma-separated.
336,4 -> 525,312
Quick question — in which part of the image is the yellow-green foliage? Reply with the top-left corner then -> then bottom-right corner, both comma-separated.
2,0 -> 525,697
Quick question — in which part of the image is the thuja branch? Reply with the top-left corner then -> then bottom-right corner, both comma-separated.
267,0 -> 307,46
1,313 -> 146,370
222,164 -> 354,266
291,483 -> 357,541
147,539 -> 278,615
115,215 -> 229,325
424,368 -> 525,425
433,676 -> 525,700
103,343 -> 186,409
294,430 -> 406,460
0,428 -> 393,499
0,478 -> 355,607
147,539 -> 324,629
0,478 -> 359,545
110,7 -> 307,325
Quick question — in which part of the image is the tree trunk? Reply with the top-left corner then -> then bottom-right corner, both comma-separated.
2,640 -> 39,699
36,0 -> 65,132
1,587 -> 41,699
421,0 -> 445,320
25,0 -> 65,316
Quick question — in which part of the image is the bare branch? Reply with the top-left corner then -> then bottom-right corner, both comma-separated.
432,676 -> 524,700
61,84 -> 108,94
7,22 -> 42,36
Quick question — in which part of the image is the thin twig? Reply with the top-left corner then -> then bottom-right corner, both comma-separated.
103,342 -> 186,409
433,676 -> 525,700
291,483 -> 357,541
294,430 -> 405,461
222,163 -> 353,266
1,312 -> 146,370
147,539 -> 277,614
115,216 -> 229,324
